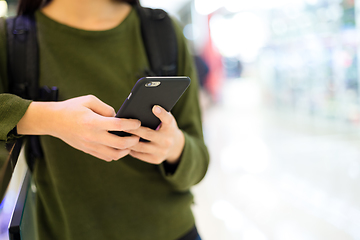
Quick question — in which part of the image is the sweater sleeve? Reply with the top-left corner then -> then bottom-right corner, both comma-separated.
158,19 -> 210,192
0,17 -> 32,142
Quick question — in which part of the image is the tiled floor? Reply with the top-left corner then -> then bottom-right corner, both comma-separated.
192,79 -> 360,240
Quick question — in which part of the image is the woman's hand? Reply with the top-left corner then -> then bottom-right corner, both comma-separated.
127,105 -> 185,165
17,95 -> 141,162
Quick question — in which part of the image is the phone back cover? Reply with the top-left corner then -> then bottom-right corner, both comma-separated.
117,77 -> 190,130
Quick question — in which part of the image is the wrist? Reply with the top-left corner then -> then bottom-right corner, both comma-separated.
166,129 -> 185,164
17,101 -> 59,136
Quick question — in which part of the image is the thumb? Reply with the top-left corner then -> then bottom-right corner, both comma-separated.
152,105 -> 172,125
83,95 -> 116,117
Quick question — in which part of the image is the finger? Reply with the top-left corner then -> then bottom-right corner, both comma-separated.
85,150 -> 112,162
129,150 -> 161,165
100,117 -> 141,132
86,144 -> 131,161
152,105 -> 173,125
129,141 -> 156,154
84,95 -> 116,117
100,133 -> 140,150
127,126 -> 160,142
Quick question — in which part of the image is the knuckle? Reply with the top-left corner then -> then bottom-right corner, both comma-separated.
86,94 -> 97,101
111,153 -> 120,161
149,155 -> 157,164
119,149 -> 130,159
105,107 -> 116,117
109,149 -> 121,160
154,157 -> 163,164
110,107 -> 116,116
103,152 -> 115,161
108,151 -> 117,160
164,138 -> 173,148
135,120 -> 141,128
116,150 -> 127,159
167,116 -> 174,125
163,114 -> 173,125
83,95 -> 99,105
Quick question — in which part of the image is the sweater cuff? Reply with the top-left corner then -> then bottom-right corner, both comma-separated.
0,94 -> 32,142
159,131 -> 198,191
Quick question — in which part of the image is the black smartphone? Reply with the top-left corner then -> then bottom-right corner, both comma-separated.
110,76 -> 191,137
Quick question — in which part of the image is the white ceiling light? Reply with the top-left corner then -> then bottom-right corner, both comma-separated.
0,1 -> 7,17
194,0 -> 223,15
210,12 -> 268,61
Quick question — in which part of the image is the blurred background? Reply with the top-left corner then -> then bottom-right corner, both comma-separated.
1,0 -> 360,239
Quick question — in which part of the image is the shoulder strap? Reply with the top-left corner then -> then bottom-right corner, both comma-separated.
135,5 -> 178,76
6,15 -> 39,100
5,15 -> 42,173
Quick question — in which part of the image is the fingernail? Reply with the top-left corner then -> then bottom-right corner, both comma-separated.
154,105 -> 161,114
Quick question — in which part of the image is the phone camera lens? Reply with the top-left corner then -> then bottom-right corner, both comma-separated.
145,81 -> 160,87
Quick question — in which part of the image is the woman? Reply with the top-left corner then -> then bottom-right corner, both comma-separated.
0,0 -> 209,239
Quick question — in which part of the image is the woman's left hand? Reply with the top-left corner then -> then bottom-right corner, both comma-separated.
127,105 -> 185,165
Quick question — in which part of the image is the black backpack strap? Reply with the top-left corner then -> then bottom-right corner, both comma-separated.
135,5 -> 178,76
6,15 -> 39,100
6,15 -> 46,171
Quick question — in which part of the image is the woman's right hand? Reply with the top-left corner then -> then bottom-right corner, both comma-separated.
17,95 -> 141,162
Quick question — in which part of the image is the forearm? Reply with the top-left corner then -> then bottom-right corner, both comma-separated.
17,101 -> 59,136
15,95 -> 142,162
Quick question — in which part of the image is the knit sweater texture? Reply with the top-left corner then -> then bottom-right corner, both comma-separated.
0,7 -> 209,240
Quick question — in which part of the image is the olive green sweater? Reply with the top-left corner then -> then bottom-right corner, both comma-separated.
0,8 -> 209,240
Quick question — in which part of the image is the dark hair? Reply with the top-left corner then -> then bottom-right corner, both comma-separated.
17,0 -> 139,16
